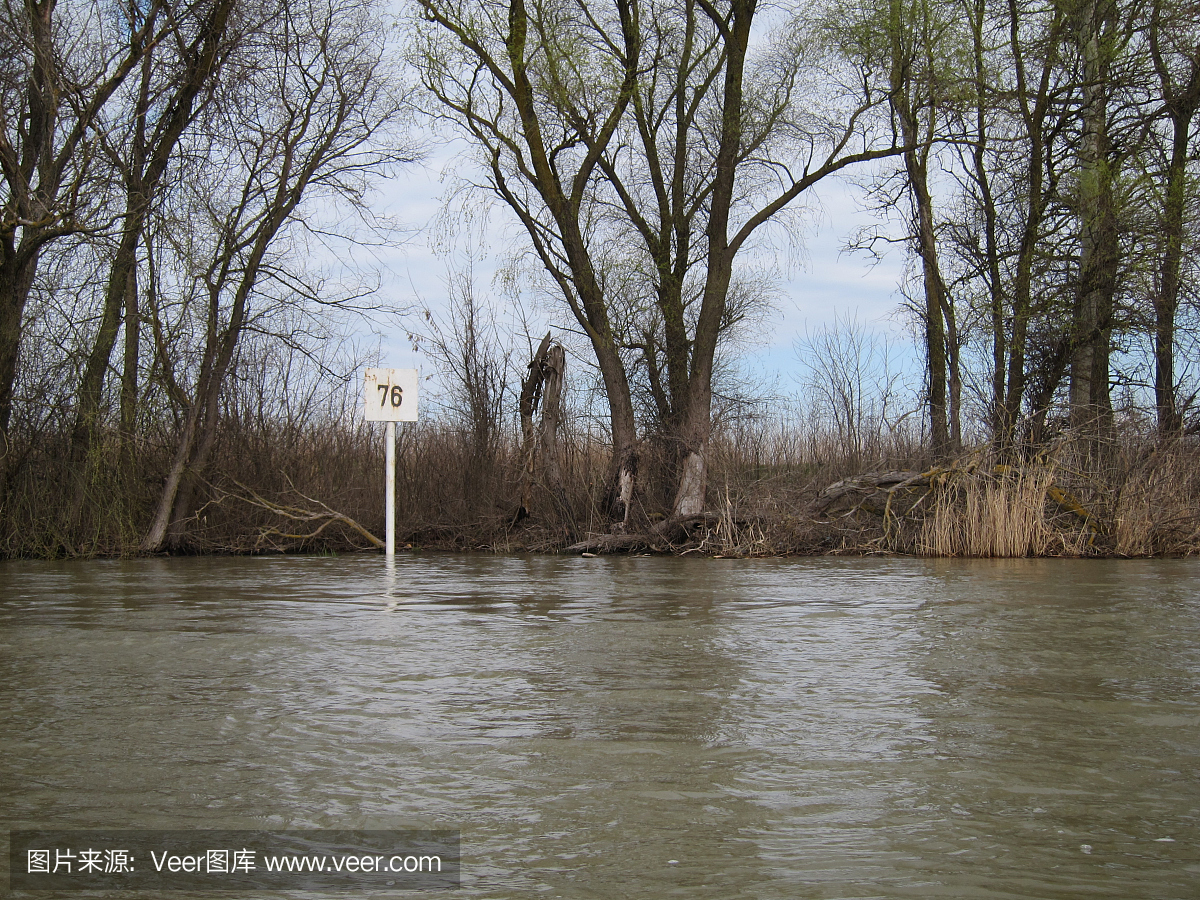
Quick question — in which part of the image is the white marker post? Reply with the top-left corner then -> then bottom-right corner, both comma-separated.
364,368 -> 419,556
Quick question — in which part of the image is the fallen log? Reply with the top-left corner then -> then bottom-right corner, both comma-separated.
566,533 -> 660,554
807,470 -> 928,517
566,513 -> 727,553
809,461 -> 1102,535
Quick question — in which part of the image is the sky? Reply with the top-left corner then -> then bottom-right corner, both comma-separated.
355,139 -> 919,402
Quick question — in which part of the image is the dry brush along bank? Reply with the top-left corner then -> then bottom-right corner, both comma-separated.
2,420 -> 1198,559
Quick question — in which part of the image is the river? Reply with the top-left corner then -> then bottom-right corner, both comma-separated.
1,554 -> 1197,898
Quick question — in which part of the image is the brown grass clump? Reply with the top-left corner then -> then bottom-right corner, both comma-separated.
917,463 -> 1086,558
1111,441 -> 1200,556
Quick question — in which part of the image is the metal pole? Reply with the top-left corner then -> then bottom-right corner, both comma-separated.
385,420 -> 396,557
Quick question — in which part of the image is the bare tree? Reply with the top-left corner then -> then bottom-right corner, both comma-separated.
1147,0 -> 1200,434
410,265 -> 513,505
831,0 -> 966,453
142,0 -> 414,550
0,0 -> 167,481
415,0 -> 904,525
797,315 -> 910,466
414,0 -> 643,524
70,0 -> 240,477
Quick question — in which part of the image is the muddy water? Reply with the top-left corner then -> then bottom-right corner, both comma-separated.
1,554 -> 1197,897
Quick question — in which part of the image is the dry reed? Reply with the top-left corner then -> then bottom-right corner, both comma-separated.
3,411 -> 1199,558
919,465 -> 1071,557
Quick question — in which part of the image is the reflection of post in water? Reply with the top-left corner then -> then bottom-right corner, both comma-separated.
514,557 -> 766,890
382,554 -> 398,610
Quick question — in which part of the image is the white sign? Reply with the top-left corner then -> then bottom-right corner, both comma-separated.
364,368 -> 419,422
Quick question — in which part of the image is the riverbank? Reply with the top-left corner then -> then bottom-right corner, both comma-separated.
3,418 -> 1197,559
419,442 -> 1200,559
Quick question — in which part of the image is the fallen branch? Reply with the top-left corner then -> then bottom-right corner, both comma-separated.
210,479 -> 384,550
1045,484 -> 1100,533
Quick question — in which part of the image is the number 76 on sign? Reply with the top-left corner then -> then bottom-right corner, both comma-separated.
363,368 -> 419,421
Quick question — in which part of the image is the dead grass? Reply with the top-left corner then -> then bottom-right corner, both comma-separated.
917,463 -> 1083,558
3,415 -> 1199,558
1111,441 -> 1200,556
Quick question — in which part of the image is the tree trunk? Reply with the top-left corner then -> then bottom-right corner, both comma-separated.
667,1 -> 754,519
141,394 -> 205,552
167,382 -> 224,550
1068,0 -> 1117,436
539,343 -> 569,520
119,254 -> 140,461
518,332 -> 550,518
905,144 -> 951,454
945,297 -> 962,448
1154,118 -> 1187,435
671,257 -> 730,518
1149,0 -> 1200,437
890,0 -> 953,455
0,249 -> 37,443
72,218 -> 141,455
517,333 -> 571,523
